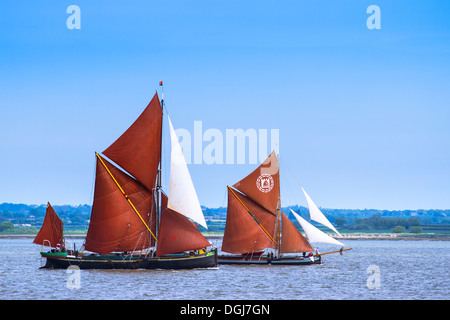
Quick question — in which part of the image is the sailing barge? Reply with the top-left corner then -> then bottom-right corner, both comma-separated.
36,92 -> 217,269
218,152 -> 351,265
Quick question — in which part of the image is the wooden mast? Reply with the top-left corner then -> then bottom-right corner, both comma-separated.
276,152 -> 281,258
156,86 -> 164,241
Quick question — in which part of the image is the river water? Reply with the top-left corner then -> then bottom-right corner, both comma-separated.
0,238 -> 448,300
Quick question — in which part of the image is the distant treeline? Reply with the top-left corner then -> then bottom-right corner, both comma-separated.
0,203 -> 449,233
0,203 -> 91,231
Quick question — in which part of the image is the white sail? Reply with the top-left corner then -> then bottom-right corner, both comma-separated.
167,116 -> 208,229
301,187 -> 340,235
290,209 -> 344,246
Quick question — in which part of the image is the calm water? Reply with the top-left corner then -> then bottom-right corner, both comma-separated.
0,238 -> 448,300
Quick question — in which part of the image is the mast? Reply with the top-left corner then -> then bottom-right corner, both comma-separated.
156,83 -> 164,240
276,152 -> 281,258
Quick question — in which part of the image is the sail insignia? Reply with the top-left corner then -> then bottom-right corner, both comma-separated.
232,151 -> 280,215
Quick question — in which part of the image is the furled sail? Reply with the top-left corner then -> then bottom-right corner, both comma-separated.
232,151 -> 280,215
167,116 -> 208,229
280,211 -> 314,253
301,187 -> 340,235
156,208 -> 211,256
33,202 -> 63,248
222,188 -> 278,254
290,209 -> 344,246
103,93 -> 162,192
84,155 -> 153,254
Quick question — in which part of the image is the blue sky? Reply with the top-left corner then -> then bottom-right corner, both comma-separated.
1,1 -> 449,210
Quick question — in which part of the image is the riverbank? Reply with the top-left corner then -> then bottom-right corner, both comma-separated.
2,233 -> 449,241
336,234 -> 450,241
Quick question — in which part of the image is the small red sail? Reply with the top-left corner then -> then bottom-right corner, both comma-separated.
232,151 -> 280,215
84,155 -> 153,254
280,211 -> 313,253
33,202 -> 63,248
103,93 -> 162,192
156,208 -> 211,256
222,188 -> 278,254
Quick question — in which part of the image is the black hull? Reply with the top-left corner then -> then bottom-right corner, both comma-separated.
41,249 -> 218,270
218,254 -> 321,265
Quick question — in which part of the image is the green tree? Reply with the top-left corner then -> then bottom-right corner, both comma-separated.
409,226 -> 422,234
0,221 -> 14,232
392,225 -> 406,233
407,217 -> 420,228
335,218 -> 347,227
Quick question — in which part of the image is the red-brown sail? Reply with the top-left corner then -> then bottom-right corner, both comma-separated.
103,93 -> 162,192
84,155 -> 153,254
222,188 -> 278,254
33,202 -> 63,248
156,208 -> 211,256
232,151 -> 280,215
280,211 -> 313,253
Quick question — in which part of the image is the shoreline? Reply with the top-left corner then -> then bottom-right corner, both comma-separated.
1,233 -> 449,241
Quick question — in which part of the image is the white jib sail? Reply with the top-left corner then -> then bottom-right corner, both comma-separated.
167,116 -> 208,229
301,187 -> 340,235
290,209 -> 344,247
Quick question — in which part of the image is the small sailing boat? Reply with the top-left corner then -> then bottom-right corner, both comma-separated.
33,202 -> 66,257
290,187 -> 351,256
218,151 -> 350,265
38,92 -> 217,269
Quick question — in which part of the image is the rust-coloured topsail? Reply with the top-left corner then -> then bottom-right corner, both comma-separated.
232,151 -> 280,215
103,93 -> 162,192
